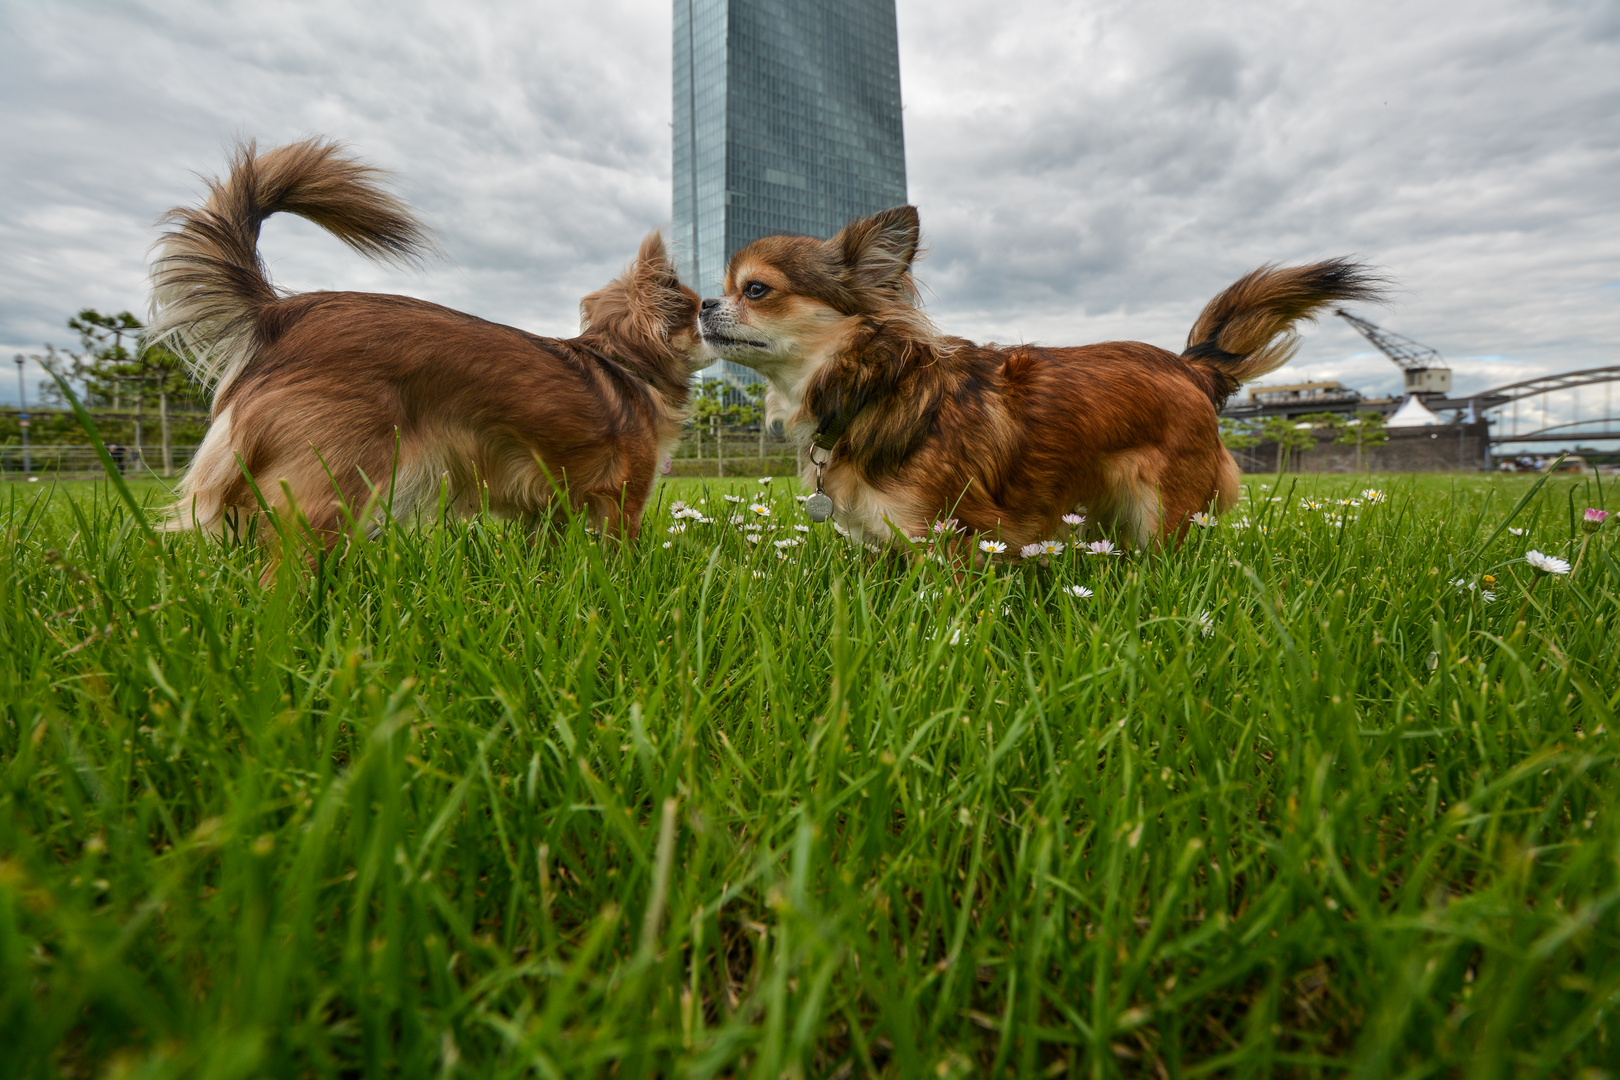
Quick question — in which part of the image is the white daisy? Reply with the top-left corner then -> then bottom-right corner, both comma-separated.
1508,527 -> 1526,536
1362,489 -> 1386,502
1197,611 -> 1215,638
979,539 -> 1007,555
833,522 -> 852,538
1019,542 -> 1045,559
1062,513 -> 1086,527
909,535 -> 930,544
670,500 -> 688,513
933,518 -> 960,535
758,477 -> 772,485
773,537 -> 802,549
794,524 -> 811,533
729,514 -> 746,525
667,523 -> 686,534
1087,540 -> 1117,556
662,541 -> 673,549
749,503 -> 771,517
724,494 -> 742,503
744,532 -> 762,544
948,627 -> 963,645
1190,512 -> 1215,527
1525,550 -> 1571,575
1064,584 -> 1093,598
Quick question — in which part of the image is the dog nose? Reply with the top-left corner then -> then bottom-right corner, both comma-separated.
700,297 -> 721,313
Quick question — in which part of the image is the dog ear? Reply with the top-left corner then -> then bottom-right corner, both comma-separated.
581,230 -> 698,344
834,206 -> 919,297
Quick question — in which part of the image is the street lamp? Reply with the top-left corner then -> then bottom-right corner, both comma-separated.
12,355 -> 29,477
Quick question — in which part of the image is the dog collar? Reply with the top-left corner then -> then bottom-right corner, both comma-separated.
804,405 -> 866,522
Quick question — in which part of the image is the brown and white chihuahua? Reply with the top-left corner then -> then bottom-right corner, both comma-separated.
698,205 -> 1381,552
151,139 -> 704,551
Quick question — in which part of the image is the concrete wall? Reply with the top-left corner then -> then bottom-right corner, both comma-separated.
1234,422 -> 1491,474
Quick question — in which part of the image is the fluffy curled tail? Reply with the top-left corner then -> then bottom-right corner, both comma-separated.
1182,258 -> 1385,409
148,138 -> 431,402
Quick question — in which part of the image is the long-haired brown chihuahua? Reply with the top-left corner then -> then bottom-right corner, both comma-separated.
697,206 -> 1382,552
151,139 -> 703,552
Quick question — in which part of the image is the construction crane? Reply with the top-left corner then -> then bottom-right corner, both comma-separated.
1335,310 -> 1452,397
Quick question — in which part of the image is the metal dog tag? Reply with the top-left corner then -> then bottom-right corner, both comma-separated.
804,491 -> 834,522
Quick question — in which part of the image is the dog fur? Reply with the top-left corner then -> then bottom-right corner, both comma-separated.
150,139 -> 703,552
698,206 -> 1382,551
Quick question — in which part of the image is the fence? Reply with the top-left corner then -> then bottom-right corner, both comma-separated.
1,445 -> 199,480
667,421 -> 797,477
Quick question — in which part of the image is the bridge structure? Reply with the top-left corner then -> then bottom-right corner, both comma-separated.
1478,365 -> 1620,446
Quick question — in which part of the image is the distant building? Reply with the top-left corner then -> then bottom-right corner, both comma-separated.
1247,380 -> 1363,408
673,0 -> 908,381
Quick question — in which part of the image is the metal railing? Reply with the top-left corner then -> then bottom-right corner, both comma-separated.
1,445 -> 199,479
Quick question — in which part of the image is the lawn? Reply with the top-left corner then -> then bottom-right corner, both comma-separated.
1,469 -> 1616,1077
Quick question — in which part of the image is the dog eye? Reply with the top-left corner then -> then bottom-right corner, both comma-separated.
743,281 -> 771,300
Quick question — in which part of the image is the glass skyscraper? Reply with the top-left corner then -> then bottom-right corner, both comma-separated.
673,0 -> 907,379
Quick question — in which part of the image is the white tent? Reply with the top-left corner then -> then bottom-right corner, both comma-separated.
1387,395 -> 1443,427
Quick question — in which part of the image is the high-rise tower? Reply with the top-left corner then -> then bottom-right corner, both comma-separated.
673,0 -> 907,379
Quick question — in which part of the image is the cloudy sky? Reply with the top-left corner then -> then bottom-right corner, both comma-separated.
2,0 -> 1616,417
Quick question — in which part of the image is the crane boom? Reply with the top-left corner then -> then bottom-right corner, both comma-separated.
1335,310 -> 1447,374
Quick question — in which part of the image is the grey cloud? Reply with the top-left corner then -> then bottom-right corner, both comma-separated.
1,0 -> 1615,418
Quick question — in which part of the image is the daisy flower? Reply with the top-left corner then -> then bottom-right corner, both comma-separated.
1062,513 -> 1086,527
948,627 -> 963,645
1583,508 -> 1609,534
795,524 -> 811,533
744,532 -> 762,544
1086,539 -> 1117,556
1190,511 -> 1215,527
749,503 -> 771,517
724,494 -> 743,503
1019,542 -> 1045,559
1508,527 -> 1526,536
752,570 -> 765,579
1525,550 -> 1570,575
1197,611 -> 1215,638
1064,584 -> 1093,598
667,523 -> 686,534
1362,489 -> 1386,502
670,500 -> 688,513
794,494 -> 809,503
773,537 -> 802,548
729,514 -> 746,525
662,541 -> 673,549
758,477 -> 772,485
833,522 -> 852,538
909,535 -> 930,544
979,539 -> 1007,555
933,517 -> 960,535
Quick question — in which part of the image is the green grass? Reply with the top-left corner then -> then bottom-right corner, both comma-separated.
2,470 -> 1617,1078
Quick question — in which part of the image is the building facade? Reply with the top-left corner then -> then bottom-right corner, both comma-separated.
673,0 -> 907,379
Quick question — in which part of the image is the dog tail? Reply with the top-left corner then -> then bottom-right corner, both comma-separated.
148,138 -> 431,402
1181,258 -> 1385,409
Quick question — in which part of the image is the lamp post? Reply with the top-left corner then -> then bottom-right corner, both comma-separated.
13,355 -> 29,477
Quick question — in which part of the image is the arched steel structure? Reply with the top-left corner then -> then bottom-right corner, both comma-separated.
1476,365 -> 1620,444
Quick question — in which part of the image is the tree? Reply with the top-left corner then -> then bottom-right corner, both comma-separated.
38,309 -> 203,412
1334,411 -> 1389,473
35,309 -> 206,476
1261,416 -> 1318,475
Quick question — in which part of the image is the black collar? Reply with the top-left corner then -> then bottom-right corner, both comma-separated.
811,406 -> 862,452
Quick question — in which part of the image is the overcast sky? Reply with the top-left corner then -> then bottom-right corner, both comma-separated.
2,0 -> 1616,414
